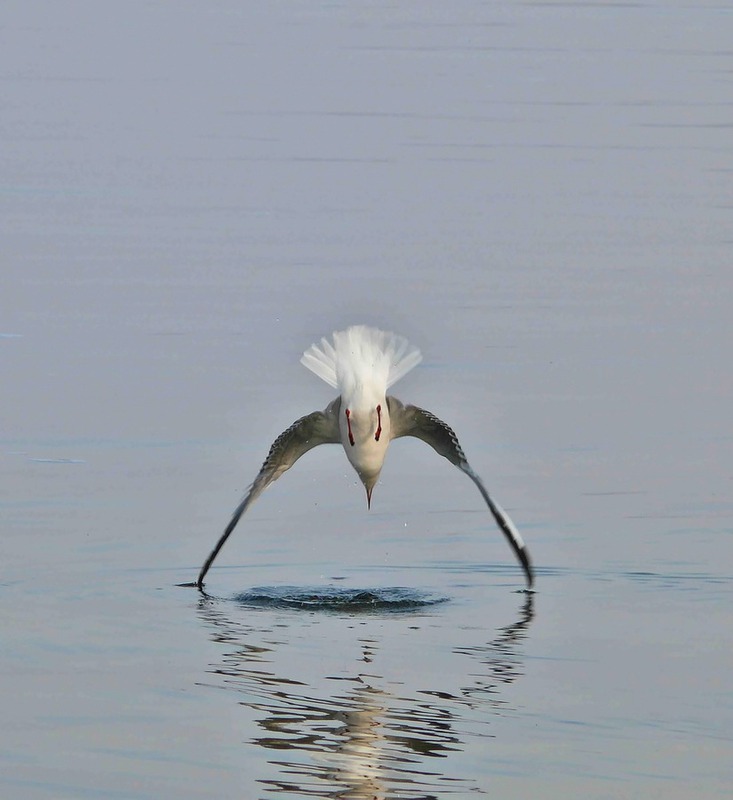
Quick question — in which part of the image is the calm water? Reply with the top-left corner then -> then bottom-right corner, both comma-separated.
2,2 -> 732,798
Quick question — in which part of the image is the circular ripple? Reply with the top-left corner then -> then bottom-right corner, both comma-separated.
233,586 -> 448,613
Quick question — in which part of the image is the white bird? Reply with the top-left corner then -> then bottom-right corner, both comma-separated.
194,325 -> 533,590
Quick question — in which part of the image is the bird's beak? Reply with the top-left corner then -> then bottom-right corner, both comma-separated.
361,472 -> 379,510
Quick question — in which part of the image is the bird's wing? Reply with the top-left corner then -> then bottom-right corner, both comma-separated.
387,396 -> 533,588
195,398 -> 341,588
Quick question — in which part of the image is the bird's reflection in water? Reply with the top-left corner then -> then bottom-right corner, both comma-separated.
197,592 -> 534,798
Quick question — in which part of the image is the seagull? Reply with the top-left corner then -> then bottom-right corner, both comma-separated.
193,325 -> 533,590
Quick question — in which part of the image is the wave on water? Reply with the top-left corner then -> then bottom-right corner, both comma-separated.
232,585 -> 448,613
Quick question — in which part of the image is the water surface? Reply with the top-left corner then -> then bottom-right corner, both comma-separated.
2,1 -> 731,798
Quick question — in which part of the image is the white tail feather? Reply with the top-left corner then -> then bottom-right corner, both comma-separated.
301,336 -> 339,388
301,325 -> 422,397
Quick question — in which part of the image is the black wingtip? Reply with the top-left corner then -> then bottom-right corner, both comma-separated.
177,580 -> 208,593
518,546 -> 534,590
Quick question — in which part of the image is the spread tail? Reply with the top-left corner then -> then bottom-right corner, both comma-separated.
301,325 -> 422,397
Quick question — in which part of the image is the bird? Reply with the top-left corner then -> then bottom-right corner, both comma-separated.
193,325 -> 533,590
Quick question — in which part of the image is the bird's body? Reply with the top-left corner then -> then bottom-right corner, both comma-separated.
193,325 -> 533,590
301,325 -> 418,502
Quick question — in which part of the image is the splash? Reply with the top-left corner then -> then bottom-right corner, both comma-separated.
232,586 -> 448,614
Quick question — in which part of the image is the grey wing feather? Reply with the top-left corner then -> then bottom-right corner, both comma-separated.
387,396 -> 533,588
196,398 -> 341,588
